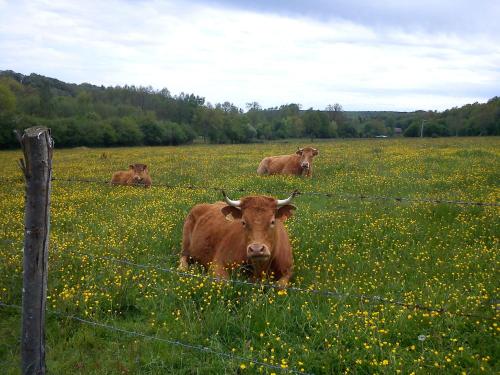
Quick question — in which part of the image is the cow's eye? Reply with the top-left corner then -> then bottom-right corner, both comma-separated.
241,221 -> 246,226
271,219 -> 275,226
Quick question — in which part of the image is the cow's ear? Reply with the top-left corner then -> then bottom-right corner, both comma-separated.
221,205 -> 242,221
276,204 -> 296,221
128,164 -> 134,169
313,149 -> 319,156
295,148 -> 303,155
143,164 -> 148,170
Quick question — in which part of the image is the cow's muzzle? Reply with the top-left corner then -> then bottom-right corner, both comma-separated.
247,243 -> 271,259
301,162 -> 310,169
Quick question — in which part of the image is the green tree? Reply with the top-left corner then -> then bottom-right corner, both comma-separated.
140,119 -> 165,145
326,103 -> 345,126
39,83 -> 53,117
76,91 -> 92,116
363,119 -> 387,137
0,83 -> 16,113
0,83 -> 18,148
110,117 -> 144,146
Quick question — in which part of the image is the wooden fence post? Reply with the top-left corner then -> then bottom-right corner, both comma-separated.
18,127 -> 53,375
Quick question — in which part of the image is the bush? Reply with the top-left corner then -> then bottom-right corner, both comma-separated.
0,113 -> 18,148
110,117 -> 144,146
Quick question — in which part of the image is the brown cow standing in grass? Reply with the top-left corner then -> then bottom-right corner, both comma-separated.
110,164 -> 152,188
179,191 -> 298,287
257,146 -> 319,177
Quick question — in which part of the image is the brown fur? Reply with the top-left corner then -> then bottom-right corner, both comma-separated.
180,195 -> 296,287
110,164 -> 152,188
257,146 -> 319,177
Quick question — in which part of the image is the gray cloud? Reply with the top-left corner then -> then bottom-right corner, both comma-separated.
195,0 -> 500,36
0,0 -> 498,111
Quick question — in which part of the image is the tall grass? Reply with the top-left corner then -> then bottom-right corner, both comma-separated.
0,138 -> 498,374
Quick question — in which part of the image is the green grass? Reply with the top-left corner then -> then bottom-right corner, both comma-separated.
0,137 -> 499,374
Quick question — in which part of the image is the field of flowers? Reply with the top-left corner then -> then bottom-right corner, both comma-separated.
0,137 -> 498,374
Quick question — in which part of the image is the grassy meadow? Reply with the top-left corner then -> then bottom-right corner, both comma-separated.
0,137 -> 498,374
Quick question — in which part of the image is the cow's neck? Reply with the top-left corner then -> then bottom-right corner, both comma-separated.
293,155 -> 304,174
249,258 -> 272,278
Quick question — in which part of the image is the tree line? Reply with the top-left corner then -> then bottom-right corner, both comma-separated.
0,70 -> 498,148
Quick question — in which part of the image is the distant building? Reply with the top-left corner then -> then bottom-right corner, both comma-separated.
394,127 -> 403,135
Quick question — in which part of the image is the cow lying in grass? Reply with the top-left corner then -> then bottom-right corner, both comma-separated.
179,191 -> 298,287
110,164 -> 152,188
257,147 -> 319,177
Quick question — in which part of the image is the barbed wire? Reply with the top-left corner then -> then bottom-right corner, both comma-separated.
0,302 -> 311,375
304,191 -> 500,207
1,174 -> 497,321
52,177 -> 500,207
65,249 -> 496,321
1,238 -> 496,321
1,176 -> 498,207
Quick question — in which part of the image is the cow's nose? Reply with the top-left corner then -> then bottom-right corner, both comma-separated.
301,162 -> 310,169
248,243 -> 266,255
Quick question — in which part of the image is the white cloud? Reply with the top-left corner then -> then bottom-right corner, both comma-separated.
0,0 -> 498,111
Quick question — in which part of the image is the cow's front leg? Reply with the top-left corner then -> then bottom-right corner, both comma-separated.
209,263 -> 229,281
276,270 -> 292,289
178,255 -> 189,271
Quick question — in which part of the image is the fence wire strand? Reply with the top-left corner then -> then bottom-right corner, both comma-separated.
3,151 -> 497,373
0,302 -> 311,375
1,176 -> 498,207
67,249 -> 496,321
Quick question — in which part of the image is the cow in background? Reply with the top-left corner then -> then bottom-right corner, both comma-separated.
179,191 -> 298,287
257,147 -> 319,177
111,164 -> 152,188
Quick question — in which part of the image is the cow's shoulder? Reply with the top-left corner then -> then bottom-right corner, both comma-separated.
270,222 -> 293,274
270,154 -> 297,160
214,224 -> 247,264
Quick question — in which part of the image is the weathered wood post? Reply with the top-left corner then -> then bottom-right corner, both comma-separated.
18,127 -> 53,375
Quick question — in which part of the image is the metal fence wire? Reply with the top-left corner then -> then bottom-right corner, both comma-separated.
0,302 -> 312,375
0,170 -> 497,372
69,249 -> 496,321
1,176 -> 498,207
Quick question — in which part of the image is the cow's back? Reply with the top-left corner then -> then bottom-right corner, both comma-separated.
262,154 -> 301,175
111,170 -> 133,185
182,202 -> 237,266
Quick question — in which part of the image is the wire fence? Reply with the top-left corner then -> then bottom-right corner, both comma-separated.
1,176 -> 498,207
5,140 -> 496,373
1,172 -> 498,369
71,250 -> 496,321
2,238 -> 496,321
0,302 -> 311,375
1,174 -> 496,324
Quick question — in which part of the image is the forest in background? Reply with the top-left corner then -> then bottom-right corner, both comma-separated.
0,70 -> 499,148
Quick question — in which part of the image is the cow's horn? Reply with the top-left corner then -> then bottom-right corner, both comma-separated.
222,190 -> 241,207
277,190 -> 300,206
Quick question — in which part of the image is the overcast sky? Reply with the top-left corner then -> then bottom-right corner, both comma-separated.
0,0 -> 499,111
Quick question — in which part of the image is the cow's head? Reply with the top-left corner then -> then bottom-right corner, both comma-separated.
221,191 -> 297,263
296,147 -> 319,170
129,163 -> 149,183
